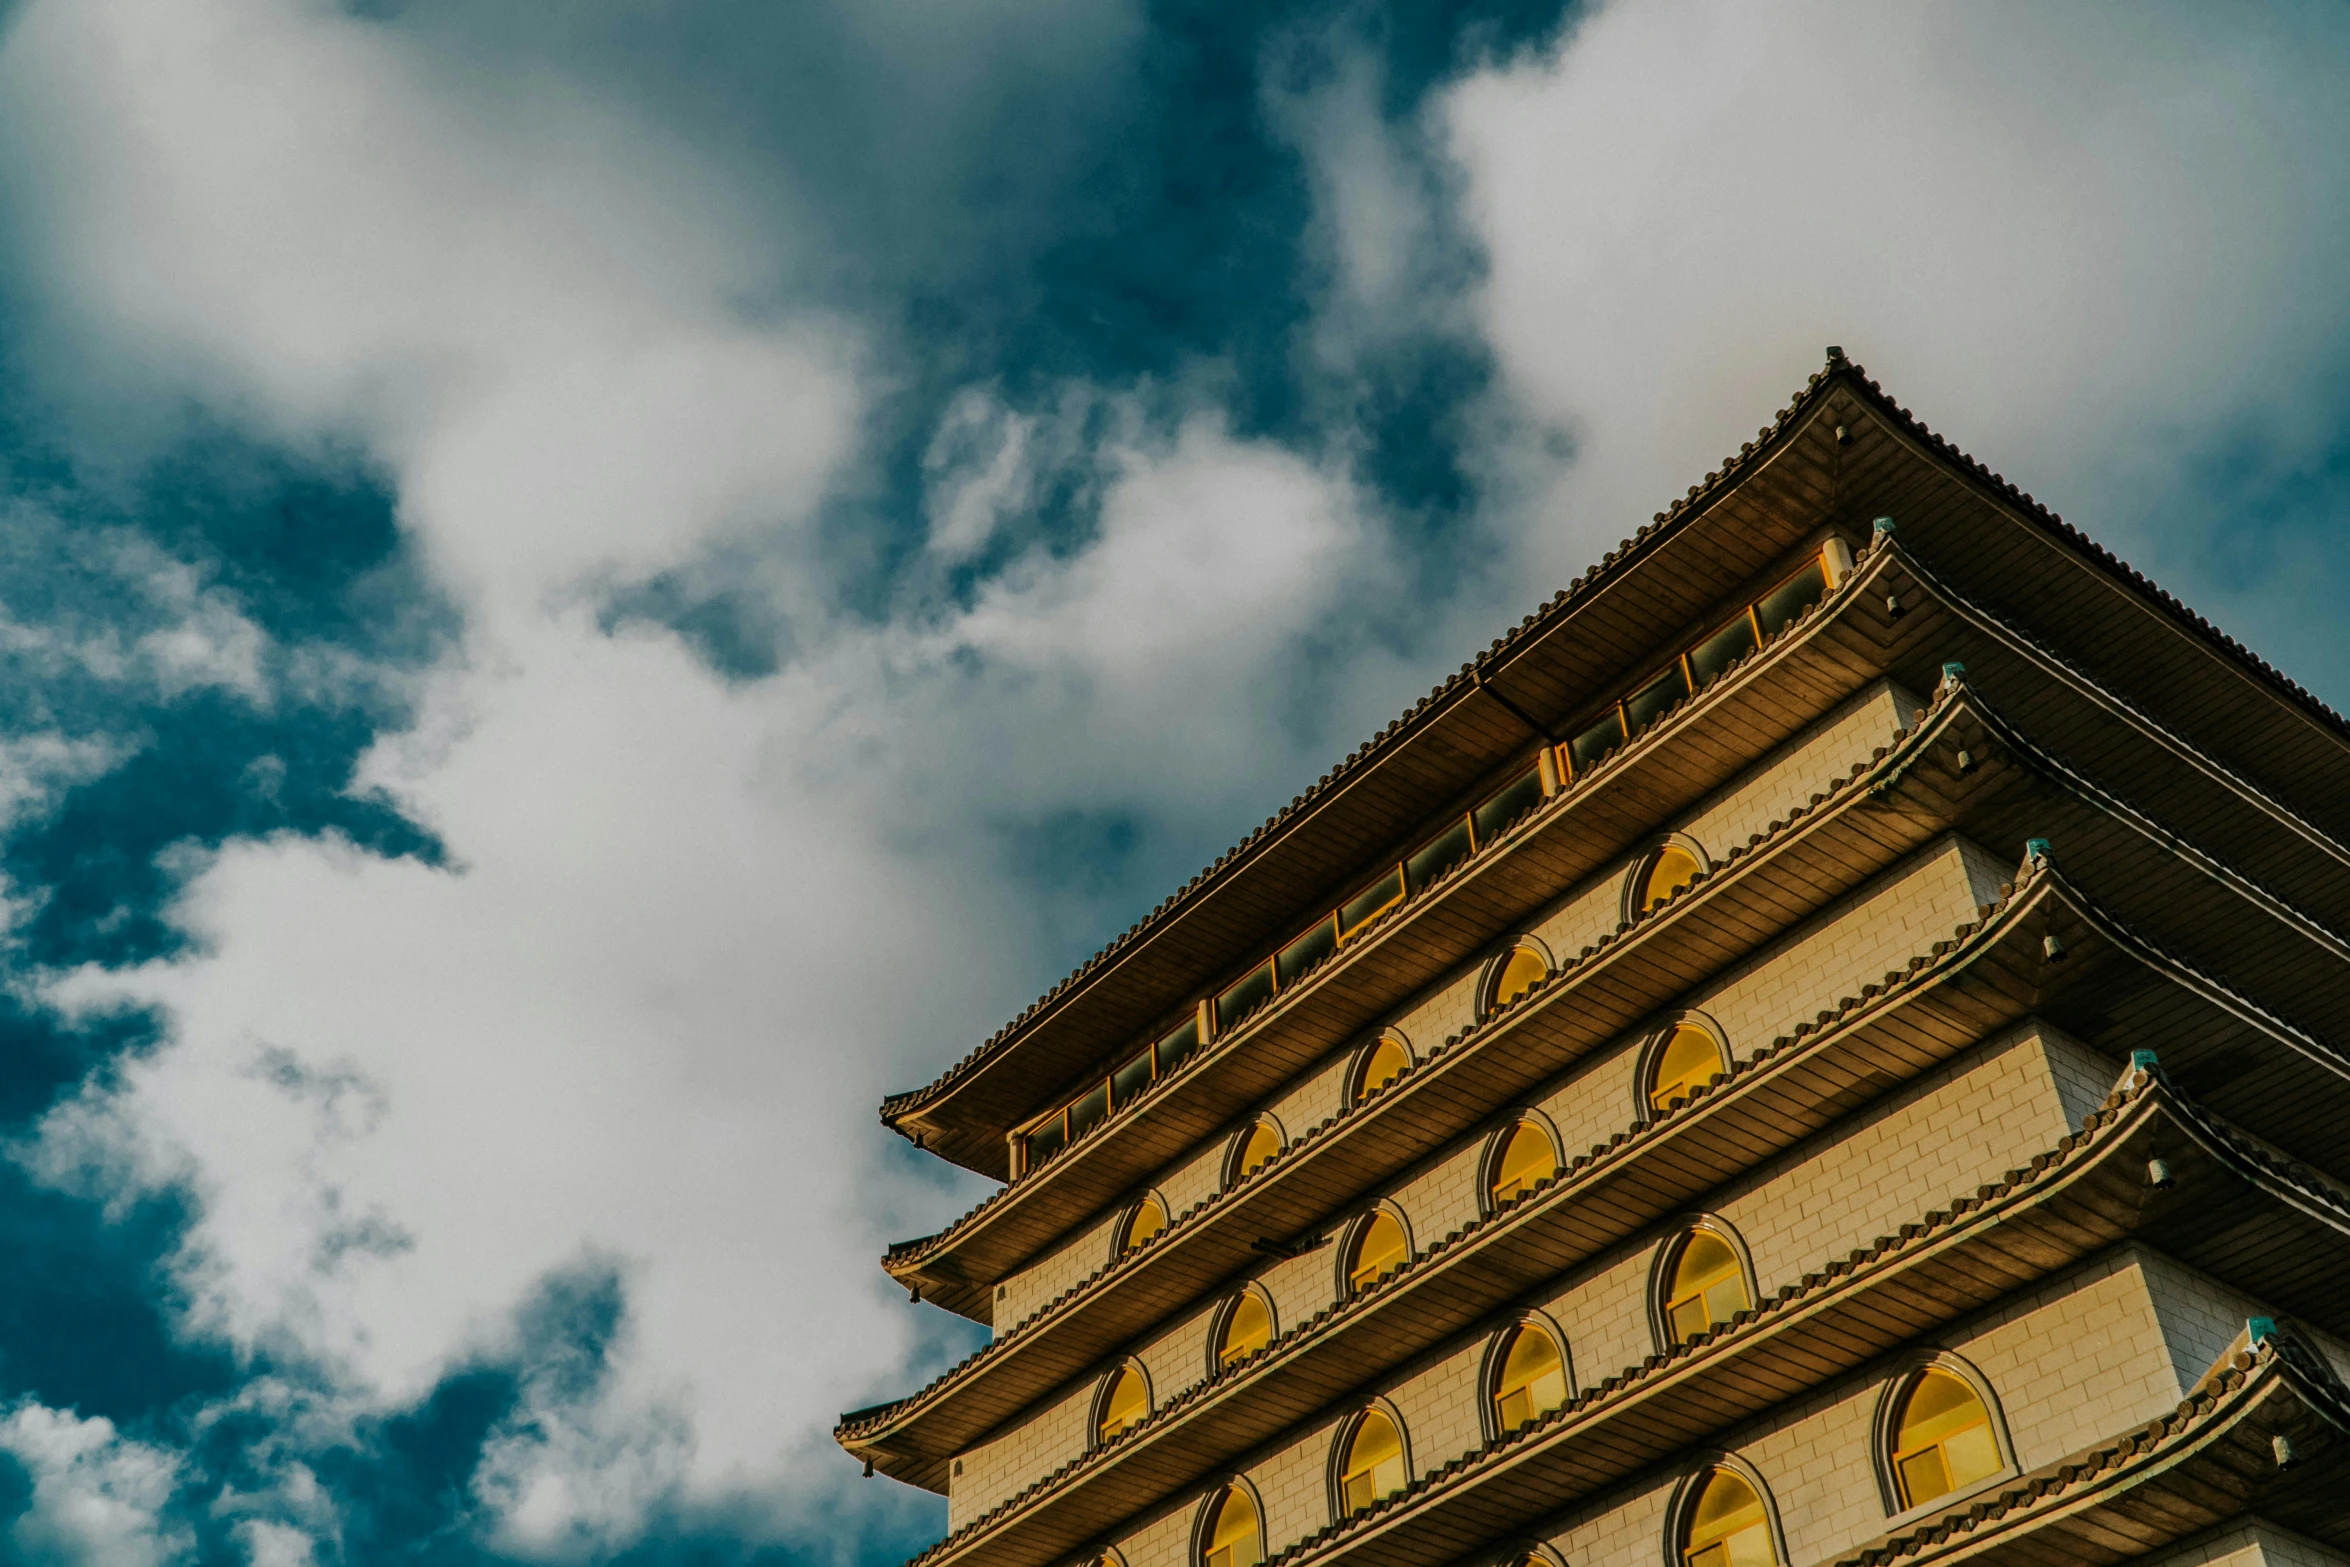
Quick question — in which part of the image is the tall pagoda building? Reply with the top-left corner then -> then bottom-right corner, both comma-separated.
838,353 -> 2350,1567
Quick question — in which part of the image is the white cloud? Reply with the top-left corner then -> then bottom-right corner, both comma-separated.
1442,0 -> 2350,592
0,1402 -> 191,1567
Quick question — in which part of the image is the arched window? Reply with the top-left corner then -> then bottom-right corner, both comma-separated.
1336,1409 -> 1407,1515
1889,1369 -> 2001,1508
1637,844 -> 1703,916
1344,1210 -> 1410,1294
1488,1120 -> 1559,1208
1214,1291 -> 1273,1372
1231,1120 -> 1282,1183
1352,1036 -> 1411,1106
1486,944 -> 1549,1016
1095,1365 -> 1149,1445
1663,1229 -> 1750,1344
1200,1487 -> 1262,1567
1679,1468 -> 1776,1567
1119,1196 -> 1167,1256
1491,1323 -> 1568,1434
1647,1023 -> 1727,1116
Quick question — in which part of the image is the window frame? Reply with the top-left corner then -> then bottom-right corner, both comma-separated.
1205,1284 -> 1279,1378
1480,1111 -> 1563,1215
1326,1400 -> 1413,1522
1345,1031 -> 1416,1109
1869,1353 -> 2016,1519
1621,834 -> 1712,926
1633,1012 -> 1731,1124
1110,1192 -> 1170,1262
1192,1479 -> 1267,1567
1089,1358 -> 1154,1451
1223,1115 -> 1288,1188
1477,937 -> 1555,1021
1647,1216 -> 1759,1353
1662,1456 -> 1787,1567
1480,1312 -> 1575,1443
1335,1202 -> 1415,1299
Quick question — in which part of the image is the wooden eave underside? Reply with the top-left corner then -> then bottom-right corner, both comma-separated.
881,1080 -> 2350,1567
843,850 -> 2350,1494
886,363 -> 2350,1179
887,600 -> 2350,1325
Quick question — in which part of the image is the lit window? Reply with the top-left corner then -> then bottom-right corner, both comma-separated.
1345,1211 -> 1409,1293
1216,1293 -> 1272,1370
1488,1121 -> 1558,1207
1664,1230 -> 1749,1344
1647,1024 -> 1727,1115
1680,1468 -> 1776,1567
1890,1369 -> 2001,1508
1096,1366 -> 1148,1445
1639,845 -> 1702,914
1337,1410 -> 1407,1515
1233,1121 -> 1282,1182
1201,1487 -> 1262,1567
1121,1197 -> 1167,1255
1353,1037 -> 1410,1105
1488,946 -> 1548,1015
1492,1324 -> 1567,1434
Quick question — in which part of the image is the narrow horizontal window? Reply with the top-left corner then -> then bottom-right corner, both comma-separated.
1339,867 -> 1405,940
1472,767 -> 1545,846
1687,612 -> 1758,689
1276,916 -> 1338,989
1023,1113 -> 1067,1167
1569,707 -> 1627,774
1110,1048 -> 1153,1110
1216,961 -> 1276,1033
1623,661 -> 1692,737
1405,819 -> 1473,892
1154,1016 -> 1201,1077
1066,1081 -> 1111,1143
1755,559 -> 1828,637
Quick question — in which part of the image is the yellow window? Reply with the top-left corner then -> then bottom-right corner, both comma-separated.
1681,1468 -> 1775,1567
1492,1324 -> 1567,1433
1096,1366 -> 1148,1444
1345,1211 -> 1409,1293
1121,1197 -> 1167,1254
1648,1024 -> 1727,1114
1488,1121 -> 1558,1207
1640,845 -> 1703,913
1664,1230 -> 1750,1344
1353,1036 -> 1411,1104
1337,1410 -> 1406,1515
1489,946 -> 1548,1014
1202,1487 -> 1262,1567
1216,1293 -> 1272,1370
1891,1369 -> 2002,1507
1233,1121 -> 1282,1182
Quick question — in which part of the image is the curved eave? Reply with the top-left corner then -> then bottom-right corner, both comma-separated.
878,1074 -> 2350,1567
884,356 -> 2350,1178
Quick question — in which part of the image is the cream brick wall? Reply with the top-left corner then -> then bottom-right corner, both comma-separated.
1089,1246 -> 2287,1567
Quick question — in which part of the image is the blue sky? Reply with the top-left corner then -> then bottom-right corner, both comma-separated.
0,1 -> 2343,1563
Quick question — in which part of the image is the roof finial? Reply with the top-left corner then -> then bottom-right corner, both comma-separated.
1825,345 -> 1847,365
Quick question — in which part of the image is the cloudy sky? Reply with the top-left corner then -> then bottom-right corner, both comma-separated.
0,0 -> 2344,1562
